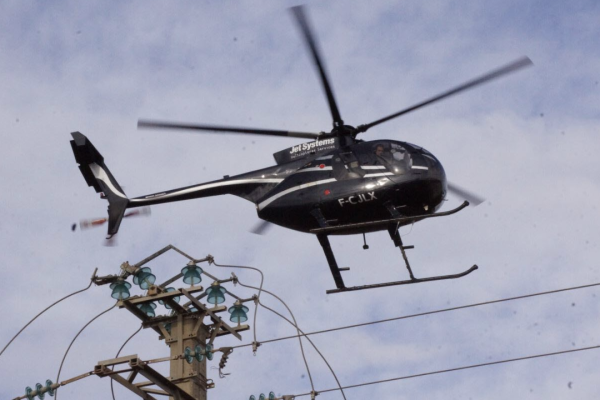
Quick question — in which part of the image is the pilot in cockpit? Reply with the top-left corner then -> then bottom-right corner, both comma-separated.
373,143 -> 411,174
374,144 -> 392,164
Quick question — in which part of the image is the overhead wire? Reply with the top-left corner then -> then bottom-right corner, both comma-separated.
212,261 -> 317,394
9,252 -> 596,398
55,302 -> 117,400
110,324 -> 143,400
212,261 -> 264,350
28,344 -> 599,400
229,280 -> 600,350
238,280 -> 346,400
292,344 -> 600,397
0,268 -> 97,358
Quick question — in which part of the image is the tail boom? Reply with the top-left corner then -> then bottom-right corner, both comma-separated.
70,131 -> 285,236
128,177 -> 283,207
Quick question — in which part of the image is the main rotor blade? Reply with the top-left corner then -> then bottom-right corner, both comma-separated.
357,57 -> 533,133
138,120 -> 321,140
447,182 -> 485,206
291,5 -> 344,128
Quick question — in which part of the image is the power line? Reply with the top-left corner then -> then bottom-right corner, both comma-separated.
293,344 -> 600,397
212,261 -> 265,350
238,279 -> 346,400
111,324 -> 143,400
237,280 -> 318,395
230,281 -> 600,350
55,302 -> 117,400
0,268 -> 97,358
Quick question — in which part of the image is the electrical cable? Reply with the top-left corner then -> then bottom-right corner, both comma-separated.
241,281 -> 316,395
292,344 -> 600,397
259,300 -> 346,400
0,269 -> 97,358
212,261 -> 264,351
238,280 -> 346,400
212,261 -> 320,396
212,260 -> 318,394
110,324 -> 143,400
229,281 -> 600,350
55,302 -> 117,400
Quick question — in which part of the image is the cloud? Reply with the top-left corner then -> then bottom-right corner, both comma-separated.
1,1 -> 599,400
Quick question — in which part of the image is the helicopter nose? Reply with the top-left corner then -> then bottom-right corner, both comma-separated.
413,153 -> 446,210
425,155 -> 445,181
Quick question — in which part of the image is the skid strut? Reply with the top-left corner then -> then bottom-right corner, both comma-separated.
388,225 -> 416,280
315,201 -> 478,294
317,234 -> 346,289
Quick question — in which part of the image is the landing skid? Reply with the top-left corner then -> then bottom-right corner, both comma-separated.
326,265 -> 478,294
313,201 -> 479,294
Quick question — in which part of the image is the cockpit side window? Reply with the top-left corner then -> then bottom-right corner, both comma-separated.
331,151 -> 364,180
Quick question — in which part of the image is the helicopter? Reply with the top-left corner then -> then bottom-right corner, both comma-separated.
70,6 -> 532,294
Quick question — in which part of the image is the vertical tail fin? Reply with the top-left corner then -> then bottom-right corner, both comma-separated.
70,132 -> 129,238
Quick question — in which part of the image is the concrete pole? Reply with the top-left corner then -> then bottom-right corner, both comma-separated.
168,314 -> 208,400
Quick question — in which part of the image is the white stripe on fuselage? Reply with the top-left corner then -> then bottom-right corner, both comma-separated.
296,166 -> 333,173
257,178 -> 337,211
363,172 -> 394,178
129,178 -> 284,203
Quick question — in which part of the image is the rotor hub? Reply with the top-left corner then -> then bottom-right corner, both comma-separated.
331,124 -> 357,137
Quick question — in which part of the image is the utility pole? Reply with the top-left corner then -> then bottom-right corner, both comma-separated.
92,245 -> 252,400
12,245 -> 290,400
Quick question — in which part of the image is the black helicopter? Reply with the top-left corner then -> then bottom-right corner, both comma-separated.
70,6 -> 532,294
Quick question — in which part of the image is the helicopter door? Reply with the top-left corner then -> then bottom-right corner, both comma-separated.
320,149 -> 389,225
331,151 -> 364,180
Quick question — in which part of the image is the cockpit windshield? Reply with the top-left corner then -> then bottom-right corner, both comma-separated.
329,140 -> 439,181
353,141 -> 412,175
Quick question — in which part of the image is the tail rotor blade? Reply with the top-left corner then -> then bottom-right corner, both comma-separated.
124,206 -> 151,218
76,207 -> 151,231
80,217 -> 108,230
447,182 -> 486,206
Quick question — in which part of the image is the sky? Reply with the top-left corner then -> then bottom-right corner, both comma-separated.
1,0 -> 599,399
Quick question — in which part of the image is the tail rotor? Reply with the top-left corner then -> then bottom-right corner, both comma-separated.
73,207 -> 152,232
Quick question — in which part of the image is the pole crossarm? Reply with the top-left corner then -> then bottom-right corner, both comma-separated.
119,286 -> 206,334
132,245 -> 212,270
95,355 -> 198,400
181,289 -> 243,340
93,245 -> 213,286
122,286 -> 205,307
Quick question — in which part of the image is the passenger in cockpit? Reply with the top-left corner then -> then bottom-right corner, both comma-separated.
374,144 -> 393,166
373,143 -> 411,174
